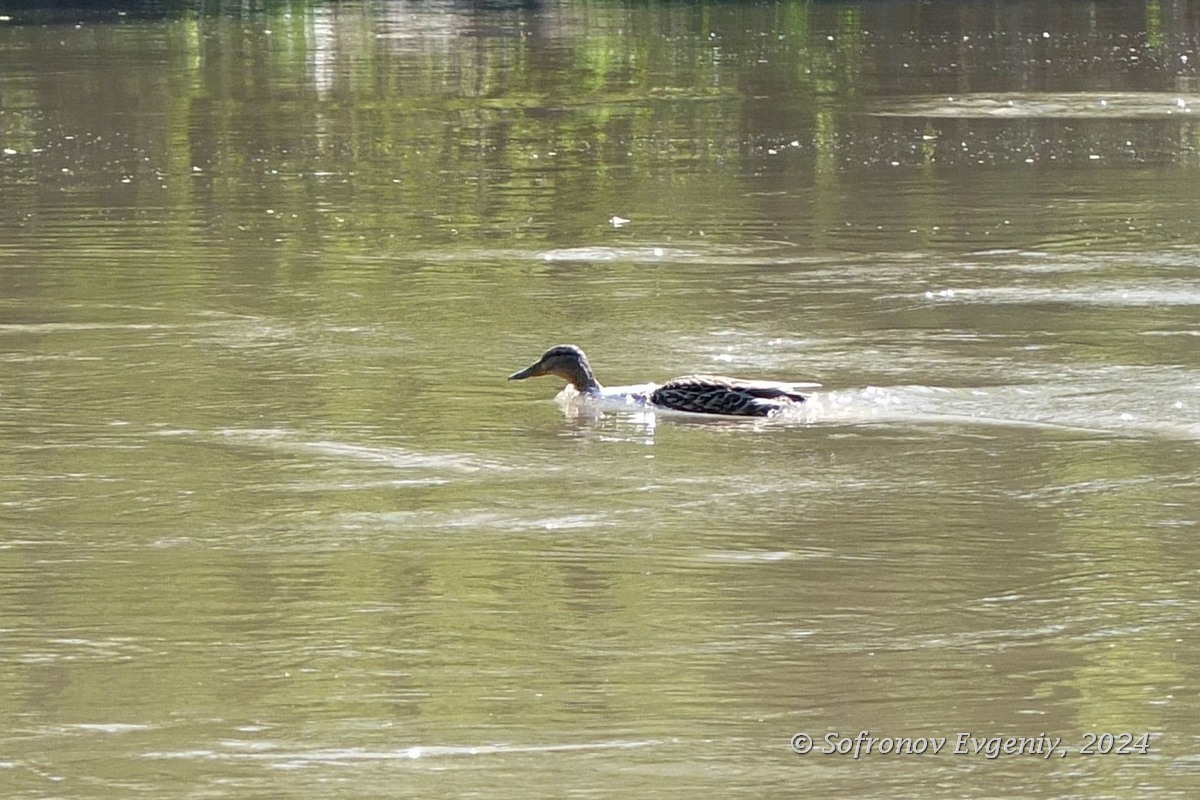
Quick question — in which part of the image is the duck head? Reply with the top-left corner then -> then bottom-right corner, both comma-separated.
508,344 -> 601,393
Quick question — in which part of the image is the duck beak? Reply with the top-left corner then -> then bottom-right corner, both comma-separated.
508,360 -> 546,381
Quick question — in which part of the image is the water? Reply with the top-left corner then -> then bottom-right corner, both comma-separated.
1,1 -> 1198,798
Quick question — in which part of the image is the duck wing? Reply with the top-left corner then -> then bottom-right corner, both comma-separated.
649,375 -> 808,417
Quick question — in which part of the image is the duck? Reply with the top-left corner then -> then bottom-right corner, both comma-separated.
508,344 -> 815,417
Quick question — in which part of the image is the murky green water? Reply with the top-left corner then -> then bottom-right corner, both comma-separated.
1,1 -> 1198,797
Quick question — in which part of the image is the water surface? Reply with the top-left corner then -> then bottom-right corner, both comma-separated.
1,2 -> 1198,798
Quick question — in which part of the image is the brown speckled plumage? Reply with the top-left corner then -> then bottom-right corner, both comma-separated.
650,375 -> 807,417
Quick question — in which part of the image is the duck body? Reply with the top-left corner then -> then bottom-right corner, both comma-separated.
509,345 -> 814,418
649,375 -> 808,416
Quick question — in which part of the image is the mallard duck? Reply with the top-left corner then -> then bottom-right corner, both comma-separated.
508,344 -> 816,417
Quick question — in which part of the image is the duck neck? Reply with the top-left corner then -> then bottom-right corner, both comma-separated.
564,359 -> 602,394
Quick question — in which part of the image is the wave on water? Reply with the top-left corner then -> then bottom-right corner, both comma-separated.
793,383 -> 1199,440
144,738 -> 661,765
203,427 -> 504,472
872,92 -> 1200,120
918,282 -> 1200,307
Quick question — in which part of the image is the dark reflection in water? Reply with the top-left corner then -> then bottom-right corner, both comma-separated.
1,2 -> 1199,799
